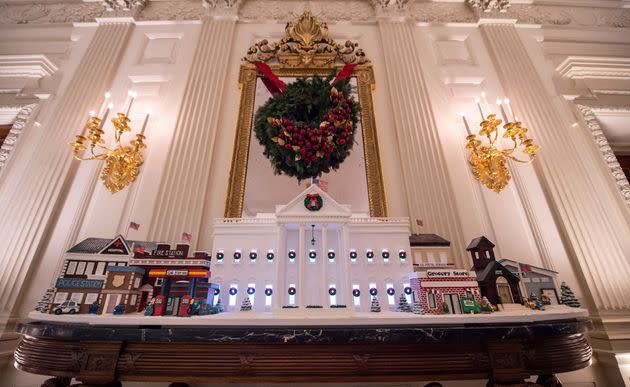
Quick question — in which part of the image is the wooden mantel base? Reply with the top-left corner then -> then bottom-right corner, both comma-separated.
15,318 -> 591,386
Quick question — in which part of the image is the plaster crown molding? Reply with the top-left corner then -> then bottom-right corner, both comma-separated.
0,103 -> 37,173
0,0 -> 628,27
0,55 -> 59,78
556,56 -> 630,80
102,0 -> 147,12
467,0 -> 511,13
576,104 -> 630,204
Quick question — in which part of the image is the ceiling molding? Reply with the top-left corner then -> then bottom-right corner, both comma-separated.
0,54 -> 58,78
556,56 -> 630,80
0,0 -> 628,27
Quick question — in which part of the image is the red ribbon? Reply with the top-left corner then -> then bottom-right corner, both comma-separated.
254,61 -> 286,96
331,63 -> 357,85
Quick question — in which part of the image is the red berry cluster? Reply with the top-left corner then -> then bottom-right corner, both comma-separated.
269,87 -> 355,167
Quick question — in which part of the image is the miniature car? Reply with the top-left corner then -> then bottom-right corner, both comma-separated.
53,301 -> 79,315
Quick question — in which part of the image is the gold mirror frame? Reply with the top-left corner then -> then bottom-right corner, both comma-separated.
224,12 -> 386,218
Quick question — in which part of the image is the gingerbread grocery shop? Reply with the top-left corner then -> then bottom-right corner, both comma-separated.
410,268 -> 481,315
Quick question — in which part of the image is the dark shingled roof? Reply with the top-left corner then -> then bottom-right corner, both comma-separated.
67,236 -> 138,254
466,236 -> 495,250
474,260 -> 520,283
409,234 -> 450,247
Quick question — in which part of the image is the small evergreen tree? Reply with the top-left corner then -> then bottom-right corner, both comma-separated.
412,300 -> 424,315
396,294 -> 412,312
240,296 -> 253,311
215,297 -> 225,313
35,288 -> 54,313
370,296 -> 381,312
560,282 -> 581,308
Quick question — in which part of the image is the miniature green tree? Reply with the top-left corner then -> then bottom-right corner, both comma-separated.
396,294 -> 412,312
412,300 -> 424,315
35,288 -> 54,313
560,282 -> 581,308
240,296 -> 253,311
441,302 -> 450,314
215,297 -> 225,313
370,296 -> 381,312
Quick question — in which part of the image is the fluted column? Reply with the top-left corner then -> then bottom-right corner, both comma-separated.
273,225 -> 285,309
298,224 -> 305,307
0,21 -> 133,331
480,22 -> 630,311
147,16 -> 236,245
377,19 -> 467,264
321,224 -> 328,307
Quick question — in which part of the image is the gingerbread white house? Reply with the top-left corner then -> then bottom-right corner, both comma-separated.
211,184 -> 413,312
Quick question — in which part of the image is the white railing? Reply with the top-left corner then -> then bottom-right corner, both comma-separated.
349,217 -> 409,224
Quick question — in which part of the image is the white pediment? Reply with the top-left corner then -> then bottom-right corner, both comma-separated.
275,184 -> 352,220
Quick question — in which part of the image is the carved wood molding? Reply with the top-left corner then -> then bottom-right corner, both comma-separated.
0,0 -> 628,28
15,332 -> 592,384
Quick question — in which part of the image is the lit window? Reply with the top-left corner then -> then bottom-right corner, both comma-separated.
329,283 -> 336,306
428,293 -> 436,309
130,294 -> 137,305
289,283 -> 296,305
265,284 -> 272,306
85,262 -> 95,276
386,282 -> 395,305
403,282 -> 411,304
353,284 -> 360,306
248,282 -> 256,306
229,283 -> 238,306
76,261 -> 86,274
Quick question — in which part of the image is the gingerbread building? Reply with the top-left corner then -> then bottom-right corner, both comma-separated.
410,267 -> 481,315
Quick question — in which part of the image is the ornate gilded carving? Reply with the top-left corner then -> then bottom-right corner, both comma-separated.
243,11 -> 369,68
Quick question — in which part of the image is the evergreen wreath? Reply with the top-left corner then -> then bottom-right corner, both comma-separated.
253,72 -> 360,180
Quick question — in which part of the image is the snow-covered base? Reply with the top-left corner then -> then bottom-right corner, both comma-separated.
27,305 -> 588,327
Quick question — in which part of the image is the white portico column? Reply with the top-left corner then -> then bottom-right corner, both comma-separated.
147,16 -> 236,246
297,224 -> 305,307
0,20 -> 133,332
321,224 -> 328,307
342,224 -> 351,306
377,18 -> 467,263
479,22 -> 630,312
273,225 -> 286,309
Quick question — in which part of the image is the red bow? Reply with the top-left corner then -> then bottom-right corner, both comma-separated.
254,61 -> 286,96
331,63 -> 357,85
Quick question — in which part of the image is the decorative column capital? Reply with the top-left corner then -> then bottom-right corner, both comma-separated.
371,0 -> 411,20
101,0 -> 147,12
467,0 -> 511,13
202,0 -> 240,18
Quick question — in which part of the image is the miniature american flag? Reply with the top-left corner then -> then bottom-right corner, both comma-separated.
129,221 -> 140,231
416,219 -> 424,227
133,244 -> 145,254
181,232 -> 192,242
312,177 -> 328,192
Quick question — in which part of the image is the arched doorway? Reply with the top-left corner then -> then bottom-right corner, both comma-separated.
496,276 -> 513,304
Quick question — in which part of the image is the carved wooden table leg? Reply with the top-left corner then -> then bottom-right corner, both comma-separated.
72,341 -> 123,386
486,341 -> 530,385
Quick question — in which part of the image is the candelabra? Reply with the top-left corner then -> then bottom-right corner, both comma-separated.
70,91 -> 149,194
461,95 -> 540,193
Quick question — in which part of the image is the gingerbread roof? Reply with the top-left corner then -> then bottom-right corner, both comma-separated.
409,234 -> 450,247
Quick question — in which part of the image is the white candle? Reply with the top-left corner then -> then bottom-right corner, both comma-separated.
125,91 -> 136,116
98,107 -> 110,130
475,97 -> 485,120
460,113 -> 472,135
98,91 -> 111,117
140,113 -> 149,135
497,99 -> 509,123
89,110 -> 96,118
504,98 -> 513,121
